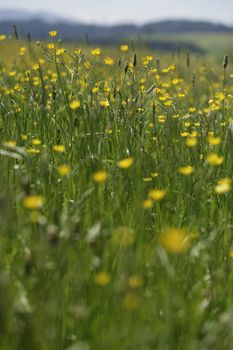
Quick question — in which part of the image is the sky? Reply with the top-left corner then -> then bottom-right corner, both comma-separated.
0,0 -> 233,25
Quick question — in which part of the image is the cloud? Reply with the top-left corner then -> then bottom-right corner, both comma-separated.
0,0 -> 233,24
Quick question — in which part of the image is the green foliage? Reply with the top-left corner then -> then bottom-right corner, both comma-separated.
1,34 -> 233,350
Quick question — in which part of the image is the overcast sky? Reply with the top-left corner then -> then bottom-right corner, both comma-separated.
0,0 -> 233,25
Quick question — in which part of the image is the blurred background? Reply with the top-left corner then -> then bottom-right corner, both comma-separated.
0,0 -> 233,58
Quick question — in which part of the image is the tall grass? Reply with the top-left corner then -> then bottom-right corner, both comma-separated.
0,33 -> 233,349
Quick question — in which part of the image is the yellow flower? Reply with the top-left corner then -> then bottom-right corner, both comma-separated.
168,64 -> 175,71
215,92 -> 225,101
23,195 -> 44,209
21,134 -> 28,141
178,93 -> 185,98
26,148 -> 40,154
128,275 -> 142,289
112,226 -> 135,247
142,199 -> 153,209
229,250 -> 233,259
53,145 -> 65,152
186,137 -> 197,147
56,48 -> 65,55
91,48 -> 101,56
99,99 -> 110,108
206,153 -> 224,166
93,171 -> 108,183
180,132 -> 189,137
47,43 -> 55,49
92,86 -> 99,93
159,228 -> 191,254
120,45 -> 129,52
9,71 -> 16,77
32,139 -> 41,146
32,63 -> 39,70
151,172 -> 159,178
178,166 -> 194,176
117,157 -> 134,169
74,48 -> 82,55
70,100 -> 81,109
143,177 -> 152,182
148,189 -> 166,201
105,128 -> 112,135
104,57 -> 114,65
19,46 -> 27,56
29,211 -> 41,223
57,164 -> 71,177
207,135 -> 221,146
49,31 -> 57,37
189,107 -> 196,113
0,34 -> 6,41
95,272 -> 110,286
215,178 -> 231,194
146,55 -> 154,62
3,141 -> 16,148
122,293 -> 139,310
158,115 -> 166,123
19,47 -> 26,56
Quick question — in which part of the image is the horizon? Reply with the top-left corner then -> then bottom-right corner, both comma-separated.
0,0 -> 233,25
1,10 -> 233,27
0,8 -> 233,27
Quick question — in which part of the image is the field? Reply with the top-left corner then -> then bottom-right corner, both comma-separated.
1,31 -> 233,350
136,32 -> 233,58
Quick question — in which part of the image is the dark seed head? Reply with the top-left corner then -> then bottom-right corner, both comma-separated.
13,25 -> 18,40
223,55 -> 228,69
133,53 -> 137,68
124,62 -> 129,74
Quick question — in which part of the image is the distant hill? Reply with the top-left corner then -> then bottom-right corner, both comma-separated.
1,10 -> 233,52
0,9 -> 66,23
142,20 -> 233,34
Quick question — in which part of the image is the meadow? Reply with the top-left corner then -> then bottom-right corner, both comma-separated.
1,31 -> 233,349
135,32 -> 233,59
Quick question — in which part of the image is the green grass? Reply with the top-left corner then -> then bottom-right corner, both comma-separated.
137,32 -> 233,58
1,34 -> 233,349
